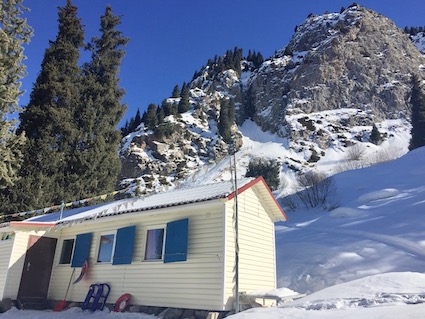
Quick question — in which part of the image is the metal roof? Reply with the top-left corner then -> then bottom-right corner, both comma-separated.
15,177 -> 286,227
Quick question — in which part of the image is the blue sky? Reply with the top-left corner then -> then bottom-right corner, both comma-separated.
21,0 -> 425,127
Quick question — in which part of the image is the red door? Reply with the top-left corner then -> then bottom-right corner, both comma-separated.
18,236 -> 57,298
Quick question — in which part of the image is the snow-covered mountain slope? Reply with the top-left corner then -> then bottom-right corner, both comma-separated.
411,32 -> 425,53
276,146 -> 425,294
119,4 -> 421,196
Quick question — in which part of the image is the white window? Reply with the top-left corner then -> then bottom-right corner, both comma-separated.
97,234 -> 115,263
143,219 -> 189,263
144,228 -> 164,261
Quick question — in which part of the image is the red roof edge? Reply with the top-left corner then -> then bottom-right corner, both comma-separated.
227,176 -> 287,220
10,221 -> 56,228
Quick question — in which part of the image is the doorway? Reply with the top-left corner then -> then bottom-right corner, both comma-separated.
18,236 -> 57,299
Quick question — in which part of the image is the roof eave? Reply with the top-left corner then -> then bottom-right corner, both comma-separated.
227,176 -> 287,221
10,221 -> 56,229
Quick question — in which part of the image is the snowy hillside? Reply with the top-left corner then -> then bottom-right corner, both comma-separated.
276,146 -> 425,293
120,5 -> 420,197
411,32 -> 425,53
121,108 -> 410,197
232,146 -> 425,317
180,116 -> 410,194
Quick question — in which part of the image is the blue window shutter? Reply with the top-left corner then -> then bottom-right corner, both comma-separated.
113,225 -> 136,265
71,233 -> 92,267
164,218 -> 188,263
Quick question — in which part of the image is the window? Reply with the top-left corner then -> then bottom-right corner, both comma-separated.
59,239 -> 75,264
144,228 -> 164,260
1,232 -> 14,241
143,218 -> 189,263
97,234 -> 115,263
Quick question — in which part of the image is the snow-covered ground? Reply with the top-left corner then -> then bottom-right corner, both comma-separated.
2,141 -> 425,318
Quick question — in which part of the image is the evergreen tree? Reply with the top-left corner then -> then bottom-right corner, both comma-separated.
223,49 -> 233,70
218,99 -> 235,143
409,75 -> 425,150
171,103 -> 178,116
121,119 -> 129,136
121,108 -> 143,136
11,0 -> 84,211
171,84 -> 180,98
247,49 -> 253,61
0,0 -> 32,189
145,103 -> 158,129
77,5 -> 129,198
128,117 -> 135,132
247,50 -> 264,69
162,99 -> 172,116
245,158 -> 280,191
157,105 -> 165,124
254,52 -> 264,68
232,47 -> 242,75
284,44 -> 293,56
178,82 -> 190,113
134,108 -> 142,129
243,86 -> 256,120
370,124 -> 382,145
141,110 -> 147,123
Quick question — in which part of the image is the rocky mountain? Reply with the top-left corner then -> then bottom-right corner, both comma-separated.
119,4 -> 425,196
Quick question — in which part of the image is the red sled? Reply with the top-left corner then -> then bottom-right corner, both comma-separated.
113,293 -> 131,312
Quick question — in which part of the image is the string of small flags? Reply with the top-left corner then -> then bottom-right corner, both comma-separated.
0,186 -> 133,222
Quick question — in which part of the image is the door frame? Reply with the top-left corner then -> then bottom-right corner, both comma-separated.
17,235 -> 57,299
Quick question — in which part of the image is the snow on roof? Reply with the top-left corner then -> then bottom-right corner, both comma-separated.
14,177 -> 285,227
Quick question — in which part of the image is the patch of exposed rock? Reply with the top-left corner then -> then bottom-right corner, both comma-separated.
248,5 -> 425,135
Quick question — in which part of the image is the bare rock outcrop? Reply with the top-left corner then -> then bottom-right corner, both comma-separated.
248,5 -> 425,135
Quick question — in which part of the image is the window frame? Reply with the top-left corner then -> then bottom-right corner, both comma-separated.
96,232 -> 116,264
142,218 -> 189,263
143,226 -> 166,262
59,238 -> 75,265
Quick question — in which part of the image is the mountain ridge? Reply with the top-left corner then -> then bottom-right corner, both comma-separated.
119,4 -> 424,197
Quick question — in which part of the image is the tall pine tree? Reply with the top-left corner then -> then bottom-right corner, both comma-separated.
178,82 -> 190,113
409,75 -> 425,150
77,5 -> 128,197
0,0 -> 32,189
171,84 -> 180,98
10,0 -> 84,211
218,98 -> 235,143
144,103 -> 158,129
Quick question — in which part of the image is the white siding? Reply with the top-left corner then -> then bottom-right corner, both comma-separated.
3,231 -> 29,299
2,230 -> 54,299
0,239 -> 14,299
48,201 -> 227,311
223,188 -> 277,309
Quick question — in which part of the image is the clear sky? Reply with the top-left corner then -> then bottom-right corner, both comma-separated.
21,0 -> 425,127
